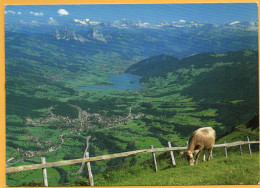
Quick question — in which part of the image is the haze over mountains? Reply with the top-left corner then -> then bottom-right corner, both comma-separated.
5,18 -> 258,59
6,16 -> 258,29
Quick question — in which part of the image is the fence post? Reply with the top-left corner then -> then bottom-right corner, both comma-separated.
86,152 -> 94,186
247,136 -> 252,154
224,142 -> 228,157
239,145 -> 243,155
151,145 -> 158,172
77,136 -> 91,174
41,157 -> 48,187
168,142 -> 176,167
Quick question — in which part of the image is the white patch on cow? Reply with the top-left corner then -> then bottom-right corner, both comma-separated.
198,127 -> 212,130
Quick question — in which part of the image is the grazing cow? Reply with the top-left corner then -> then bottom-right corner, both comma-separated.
182,127 -> 216,165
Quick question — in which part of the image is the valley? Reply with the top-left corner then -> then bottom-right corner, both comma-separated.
5,19 -> 259,186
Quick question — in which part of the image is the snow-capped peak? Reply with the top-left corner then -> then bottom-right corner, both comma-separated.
74,19 -> 90,25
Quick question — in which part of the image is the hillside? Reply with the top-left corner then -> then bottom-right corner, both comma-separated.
92,153 -> 259,186
125,54 -> 180,77
126,50 -> 258,135
68,116 -> 259,186
14,115 -> 259,186
217,114 -> 259,144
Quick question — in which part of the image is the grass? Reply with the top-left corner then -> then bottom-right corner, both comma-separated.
6,162 -> 61,186
87,120 -> 259,186
93,152 -> 259,186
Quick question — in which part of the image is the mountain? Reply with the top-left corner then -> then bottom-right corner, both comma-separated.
5,20 -> 258,59
6,18 -> 258,31
125,54 -> 180,77
55,28 -> 89,42
87,28 -> 110,43
218,114 -> 259,142
54,27 -> 110,43
126,49 -> 258,134
181,50 -> 258,102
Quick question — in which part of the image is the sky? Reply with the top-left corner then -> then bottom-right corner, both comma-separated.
5,3 -> 258,25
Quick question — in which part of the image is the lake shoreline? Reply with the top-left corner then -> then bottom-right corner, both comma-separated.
74,73 -> 144,91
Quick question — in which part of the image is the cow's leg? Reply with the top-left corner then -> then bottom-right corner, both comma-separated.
207,148 -> 213,161
194,149 -> 202,165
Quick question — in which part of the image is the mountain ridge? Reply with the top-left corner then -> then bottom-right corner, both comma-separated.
5,19 -> 258,60
125,54 -> 180,77
126,49 -> 258,77
5,18 -> 258,31
125,49 -> 258,135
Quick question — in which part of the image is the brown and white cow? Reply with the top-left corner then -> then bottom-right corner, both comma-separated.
182,127 -> 216,165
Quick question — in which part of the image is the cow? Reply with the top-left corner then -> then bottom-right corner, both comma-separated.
182,127 -> 216,165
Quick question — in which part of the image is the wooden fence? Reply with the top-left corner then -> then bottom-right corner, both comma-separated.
6,138 -> 259,186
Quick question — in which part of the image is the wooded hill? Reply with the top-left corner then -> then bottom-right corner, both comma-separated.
126,49 -> 258,135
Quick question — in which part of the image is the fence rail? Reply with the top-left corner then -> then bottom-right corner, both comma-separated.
6,140 -> 259,174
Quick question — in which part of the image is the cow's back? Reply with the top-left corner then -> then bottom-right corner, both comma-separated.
192,127 -> 216,149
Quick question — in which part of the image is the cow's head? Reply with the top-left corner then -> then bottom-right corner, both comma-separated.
182,150 -> 195,165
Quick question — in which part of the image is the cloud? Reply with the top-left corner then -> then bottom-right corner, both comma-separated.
17,12 -> 22,15
30,11 -> 44,16
5,10 -> 16,15
57,9 -> 69,16
90,21 -> 101,25
136,22 -> 150,28
48,17 -> 58,25
179,19 -> 186,23
229,21 -> 240,25
31,20 -> 39,25
19,19 -> 42,26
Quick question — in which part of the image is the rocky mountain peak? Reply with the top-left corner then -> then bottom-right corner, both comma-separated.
54,28 -> 111,43
55,28 -> 88,42
88,28 -> 110,43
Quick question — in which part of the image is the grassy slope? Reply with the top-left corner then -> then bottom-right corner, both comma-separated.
96,153 -> 259,186
72,116 -> 259,186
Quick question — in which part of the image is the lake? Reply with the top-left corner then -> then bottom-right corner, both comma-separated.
75,73 -> 144,91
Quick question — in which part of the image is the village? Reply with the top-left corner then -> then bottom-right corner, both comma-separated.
7,104 -> 143,166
